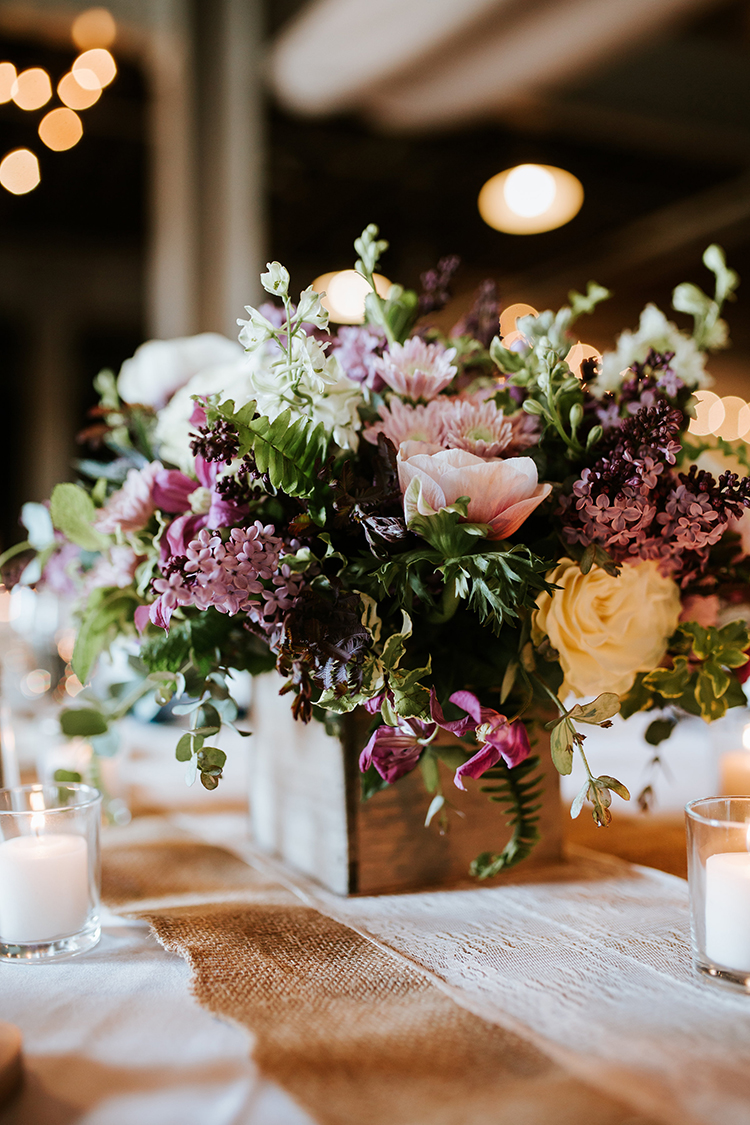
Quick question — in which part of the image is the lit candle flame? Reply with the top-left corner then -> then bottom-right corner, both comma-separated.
29,789 -> 45,835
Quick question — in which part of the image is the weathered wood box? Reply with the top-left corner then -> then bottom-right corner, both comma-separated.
247,673 -> 562,895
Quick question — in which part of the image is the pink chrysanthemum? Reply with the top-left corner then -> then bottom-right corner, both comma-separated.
441,400 -> 514,458
94,462 -> 162,535
376,337 -> 457,400
363,398 -> 448,448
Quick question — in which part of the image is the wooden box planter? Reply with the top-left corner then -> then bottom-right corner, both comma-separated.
247,673 -> 563,896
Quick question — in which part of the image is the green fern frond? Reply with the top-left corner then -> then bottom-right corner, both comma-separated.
470,754 -> 544,878
215,400 -> 330,498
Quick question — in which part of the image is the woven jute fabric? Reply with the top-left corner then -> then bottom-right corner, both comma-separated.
101,824 -> 657,1125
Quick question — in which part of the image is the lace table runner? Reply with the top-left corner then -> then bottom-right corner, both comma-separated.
102,820 -> 656,1125
177,814 -> 750,1125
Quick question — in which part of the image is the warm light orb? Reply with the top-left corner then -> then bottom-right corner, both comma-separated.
39,108 -> 83,152
313,269 -> 392,324
714,396 -> 750,442
566,342 -> 601,380
504,164 -> 556,218
58,71 -> 101,110
0,62 -> 17,104
72,7 -> 116,49
479,164 -> 584,235
688,391 -> 724,437
0,148 -> 41,195
11,67 -> 52,111
73,48 -> 116,90
499,302 -> 538,339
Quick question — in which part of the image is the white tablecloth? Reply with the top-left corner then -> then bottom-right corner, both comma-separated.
0,907 -> 312,1125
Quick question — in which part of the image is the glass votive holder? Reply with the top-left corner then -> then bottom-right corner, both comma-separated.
0,783 -> 102,962
686,796 -> 750,990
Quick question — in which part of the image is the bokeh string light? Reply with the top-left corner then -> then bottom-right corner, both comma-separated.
57,71 -> 101,110
0,8 -> 116,195
72,8 -> 117,50
0,148 -> 40,194
38,107 -> 83,152
72,48 -> 116,90
11,68 -> 52,111
0,62 -> 17,103
689,390 -> 750,443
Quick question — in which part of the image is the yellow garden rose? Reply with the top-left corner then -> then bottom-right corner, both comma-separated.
533,558 -> 682,698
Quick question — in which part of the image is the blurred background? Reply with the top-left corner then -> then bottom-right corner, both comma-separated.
1,0 -> 750,550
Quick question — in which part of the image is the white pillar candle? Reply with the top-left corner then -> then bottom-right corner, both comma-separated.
719,751 -> 750,796
0,835 -> 89,944
705,852 -> 750,971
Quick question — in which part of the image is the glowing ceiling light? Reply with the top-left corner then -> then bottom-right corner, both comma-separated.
39,108 -> 83,152
72,7 -> 117,49
504,164 -> 556,218
478,164 -> 584,235
11,68 -> 52,111
499,302 -> 538,339
57,71 -> 101,110
73,48 -> 116,90
0,62 -> 17,104
313,269 -> 392,324
566,342 -> 601,380
0,148 -> 41,194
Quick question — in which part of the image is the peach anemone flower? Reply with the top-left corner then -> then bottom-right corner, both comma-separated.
397,442 -> 551,540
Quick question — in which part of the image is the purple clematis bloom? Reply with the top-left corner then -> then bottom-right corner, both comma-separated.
360,688 -> 530,790
439,690 -> 531,790
153,455 -> 246,558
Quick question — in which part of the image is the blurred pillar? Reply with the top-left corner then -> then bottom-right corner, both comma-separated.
145,0 -> 198,339
145,0 -> 265,341
193,0 -> 265,337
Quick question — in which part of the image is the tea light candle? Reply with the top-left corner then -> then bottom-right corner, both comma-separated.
705,851 -> 750,971
0,833 -> 89,944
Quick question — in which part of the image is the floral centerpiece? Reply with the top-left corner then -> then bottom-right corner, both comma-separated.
6,227 -> 750,877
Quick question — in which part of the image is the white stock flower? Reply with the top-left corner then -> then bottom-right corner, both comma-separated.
596,304 -> 712,396
238,306 -> 279,351
117,333 -> 243,409
296,286 -> 329,330
260,262 -> 290,298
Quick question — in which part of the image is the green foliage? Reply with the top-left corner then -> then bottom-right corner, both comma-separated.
50,483 -> 110,552
570,774 -> 630,825
211,398 -> 329,499
672,244 -> 738,351
470,755 -> 544,878
60,707 -> 109,738
73,587 -> 141,683
645,718 -> 677,746
640,620 -> 750,723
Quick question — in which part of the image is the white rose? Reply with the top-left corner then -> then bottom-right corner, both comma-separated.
117,333 -> 243,409
533,558 -> 681,698
154,356 -> 259,471
596,304 -> 712,397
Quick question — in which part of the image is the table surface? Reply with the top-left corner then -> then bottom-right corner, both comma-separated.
0,806 -> 693,1125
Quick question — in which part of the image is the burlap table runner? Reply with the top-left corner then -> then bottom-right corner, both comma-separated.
101,822 -> 657,1125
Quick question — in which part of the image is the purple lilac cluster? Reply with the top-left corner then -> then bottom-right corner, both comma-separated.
331,325 -> 386,390
145,523 -> 305,632
560,400 -> 750,581
596,350 -> 685,431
